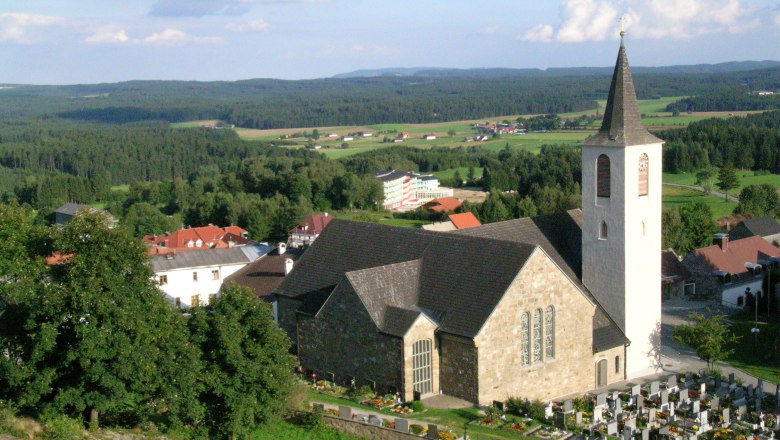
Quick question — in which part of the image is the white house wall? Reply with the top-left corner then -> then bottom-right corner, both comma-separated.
157,262 -> 247,307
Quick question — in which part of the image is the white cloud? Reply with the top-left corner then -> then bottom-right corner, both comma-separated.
142,28 -> 223,45
519,24 -> 554,42
479,26 -> 499,36
520,0 -> 760,43
85,28 -> 130,44
0,12 -> 64,43
775,12 -> 780,28
226,19 -> 269,32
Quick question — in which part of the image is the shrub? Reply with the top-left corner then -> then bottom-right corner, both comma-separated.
406,401 -> 425,412
527,400 -> 546,421
410,424 -> 426,435
505,397 -> 525,416
300,411 -> 323,430
286,381 -> 310,411
41,415 -> 84,440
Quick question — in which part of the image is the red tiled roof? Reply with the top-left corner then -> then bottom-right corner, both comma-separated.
423,197 -> 462,213
289,213 -> 333,235
143,225 -> 249,254
448,212 -> 481,230
694,236 -> 780,275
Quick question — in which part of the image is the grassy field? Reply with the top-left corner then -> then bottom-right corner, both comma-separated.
663,171 -> 780,194
252,419 -> 364,440
725,313 -> 779,384
662,185 -> 736,219
432,166 -> 484,180
331,211 -> 430,229
111,184 -> 130,193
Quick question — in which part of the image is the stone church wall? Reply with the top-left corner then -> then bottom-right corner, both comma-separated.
474,249 -> 603,404
438,333 -> 479,403
297,283 -> 404,393
276,296 -> 301,345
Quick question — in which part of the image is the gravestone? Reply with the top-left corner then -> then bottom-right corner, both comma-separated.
632,384 -> 641,397
757,379 -> 764,398
679,388 -> 689,403
426,424 -> 438,440
615,401 -> 622,417
715,375 -> 721,389
755,397 -> 761,412
613,391 -> 620,401
710,396 -> 720,411
668,375 -> 677,389
597,393 -> 607,407
650,381 -> 660,396
733,397 -> 746,407
395,418 -> 409,433
699,410 -> 708,426
339,406 -> 352,420
594,406 -> 603,423
564,399 -> 573,413
554,412 -> 566,429
692,400 -> 700,413
368,415 -> 381,426
607,420 -> 618,435
623,426 -> 633,440
576,411 -> 583,426
642,428 -> 650,440
728,373 -> 735,384
722,408 -> 730,426
660,426 -> 671,436
737,405 -> 746,419
669,402 -> 675,414
627,417 -> 637,429
661,389 -> 669,405
735,387 -> 744,399
748,384 -> 754,398
700,383 -> 706,395
648,408 -> 656,423
636,394 -> 645,411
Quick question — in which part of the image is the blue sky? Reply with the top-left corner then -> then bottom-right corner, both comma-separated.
1,0 -> 779,84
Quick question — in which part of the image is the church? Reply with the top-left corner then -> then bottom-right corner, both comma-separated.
275,34 -> 663,405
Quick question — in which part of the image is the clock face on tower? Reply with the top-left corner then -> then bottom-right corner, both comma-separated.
638,154 -> 649,172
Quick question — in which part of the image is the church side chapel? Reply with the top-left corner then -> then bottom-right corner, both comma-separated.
275,33 -> 663,405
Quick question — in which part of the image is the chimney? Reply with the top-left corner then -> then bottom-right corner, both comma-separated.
278,242 -> 287,255
714,233 -> 729,251
284,258 -> 294,276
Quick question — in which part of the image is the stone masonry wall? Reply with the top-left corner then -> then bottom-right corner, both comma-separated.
297,283 -> 403,393
322,415 -> 422,440
475,249 -> 611,404
438,333 -> 479,403
276,296 -> 301,346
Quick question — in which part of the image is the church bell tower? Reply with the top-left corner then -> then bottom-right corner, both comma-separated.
581,31 -> 663,378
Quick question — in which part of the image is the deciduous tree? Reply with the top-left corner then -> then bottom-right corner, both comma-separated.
673,311 -> 739,370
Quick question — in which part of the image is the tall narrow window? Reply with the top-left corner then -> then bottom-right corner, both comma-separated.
520,312 -> 530,366
544,306 -> 555,360
597,154 -> 611,198
532,309 -> 542,363
412,339 -> 433,395
600,221 -> 608,240
615,355 -> 621,374
638,153 -> 649,196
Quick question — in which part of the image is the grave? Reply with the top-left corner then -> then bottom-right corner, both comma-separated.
650,381 -> 660,396
395,418 -> 409,433
710,396 -> 719,410
699,382 -> 706,395
636,394 -> 645,412
648,408 -> 656,423
692,400 -> 700,413
632,384 -> 641,397
748,384 -> 754,398
596,393 -> 607,407
660,389 -> 669,406
339,406 -> 352,420
554,412 -> 566,429
679,388 -> 689,404
642,428 -> 650,440
667,375 -> 677,390
755,397 -> 761,412
623,426 -> 633,440
575,412 -> 583,426
368,415 -> 382,426
722,408 -> 730,426
593,406 -> 603,423
563,399 -> 573,413
426,424 -> 438,440
607,421 -> 618,435
737,405 -> 746,419
757,379 -> 764,398
728,373 -> 735,384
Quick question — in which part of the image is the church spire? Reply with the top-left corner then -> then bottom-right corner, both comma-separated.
585,30 -> 661,147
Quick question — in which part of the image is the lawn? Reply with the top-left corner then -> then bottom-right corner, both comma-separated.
662,185 -> 736,219
331,211 -> 430,229
111,184 -> 130,193
724,313 -> 780,384
432,166 -> 484,180
252,419 -> 364,440
663,171 -> 780,194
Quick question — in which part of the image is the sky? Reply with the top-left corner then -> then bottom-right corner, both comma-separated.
1,0 -> 780,84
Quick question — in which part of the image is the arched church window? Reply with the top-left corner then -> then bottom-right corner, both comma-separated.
638,153 -> 649,196
520,312 -> 530,366
600,221 -> 608,240
615,355 -> 620,374
544,306 -> 554,360
532,309 -> 542,363
597,154 -> 611,197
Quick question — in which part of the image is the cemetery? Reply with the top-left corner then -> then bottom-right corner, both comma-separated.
306,371 -> 779,440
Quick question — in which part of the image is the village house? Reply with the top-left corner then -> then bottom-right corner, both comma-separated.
728,216 -> 780,244
661,250 -> 694,300
143,225 -> 250,255
55,202 -> 116,227
276,36 -> 662,404
288,213 -> 334,248
421,212 -> 481,232
421,197 -> 462,214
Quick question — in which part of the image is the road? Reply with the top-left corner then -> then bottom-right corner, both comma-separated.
663,182 -> 740,203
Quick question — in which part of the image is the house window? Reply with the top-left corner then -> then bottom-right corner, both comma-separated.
191,295 -> 200,307
597,154 -> 611,198
209,293 -> 217,304
175,297 -> 181,307
544,306 -> 555,360
532,309 -> 542,363
159,275 -> 168,286
212,270 -> 219,280
520,312 -> 530,366
638,153 -> 649,196
600,221 -> 608,240
193,272 -> 198,282
615,355 -> 621,374
412,339 -> 433,396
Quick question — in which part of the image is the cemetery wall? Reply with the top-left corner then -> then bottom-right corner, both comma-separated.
297,283 -> 404,392
474,249 -> 606,404
439,333 -> 479,403
402,316 -> 439,400
322,415 -> 421,440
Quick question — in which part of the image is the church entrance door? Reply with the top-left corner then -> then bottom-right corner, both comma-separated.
596,359 -> 608,388
412,339 -> 432,396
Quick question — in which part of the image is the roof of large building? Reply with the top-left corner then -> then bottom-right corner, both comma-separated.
55,203 -> 91,216
583,38 -> 662,148
448,212 -> 481,230
733,216 -> 780,239
289,213 -> 334,235
151,244 -> 270,272
277,216 -> 627,351
144,225 -> 249,254
224,247 -> 304,300
693,235 -> 780,276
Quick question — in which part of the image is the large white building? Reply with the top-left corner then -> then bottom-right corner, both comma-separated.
152,244 -> 270,308
374,170 -> 454,210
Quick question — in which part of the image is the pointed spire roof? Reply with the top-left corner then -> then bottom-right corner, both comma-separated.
584,35 -> 662,147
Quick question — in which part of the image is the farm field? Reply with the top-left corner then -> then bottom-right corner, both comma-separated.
662,184 -> 736,219
431,166 -> 484,180
662,171 -> 780,194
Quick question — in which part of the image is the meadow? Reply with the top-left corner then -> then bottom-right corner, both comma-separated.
661,184 -> 737,219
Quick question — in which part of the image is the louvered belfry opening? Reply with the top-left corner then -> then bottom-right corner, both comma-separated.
597,154 -> 611,197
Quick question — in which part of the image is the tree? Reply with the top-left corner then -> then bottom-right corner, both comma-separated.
189,285 -> 296,439
122,201 -> 180,237
716,163 -> 739,201
480,190 -> 509,223
447,129 -> 456,138
662,202 -> 719,256
695,168 -> 715,194
0,208 -> 203,429
673,311 -> 739,370
734,184 -> 780,217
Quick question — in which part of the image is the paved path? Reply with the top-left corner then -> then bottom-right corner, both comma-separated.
663,182 -> 739,203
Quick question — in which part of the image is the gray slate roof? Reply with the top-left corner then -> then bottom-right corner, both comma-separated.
151,244 -> 271,272
55,203 -> 91,216
276,219 -> 536,338
455,210 -> 629,352
734,216 -> 780,239
583,41 -> 662,148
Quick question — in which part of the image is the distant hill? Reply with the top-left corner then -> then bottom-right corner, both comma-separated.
334,61 -> 780,79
